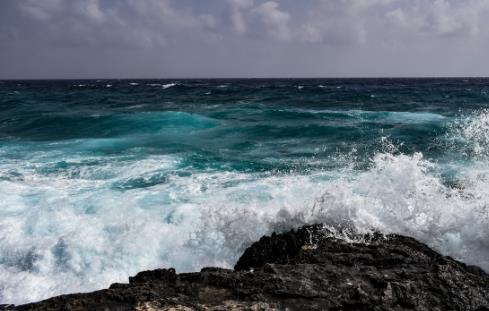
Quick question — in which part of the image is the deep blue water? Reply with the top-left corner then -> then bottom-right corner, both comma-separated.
1,79 -> 489,303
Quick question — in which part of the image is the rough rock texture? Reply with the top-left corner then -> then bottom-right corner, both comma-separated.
3,224 -> 489,310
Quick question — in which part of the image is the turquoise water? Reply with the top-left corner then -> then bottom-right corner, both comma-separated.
1,79 -> 489,303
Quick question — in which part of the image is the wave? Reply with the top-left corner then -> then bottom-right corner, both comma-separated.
0,111 -> 218,141
1,110 -> 489,304
1,146 -> 489,304
273,108 -> 447,124
162,83 -> 177,89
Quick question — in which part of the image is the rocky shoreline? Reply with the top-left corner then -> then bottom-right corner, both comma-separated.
2,224 -> 489,310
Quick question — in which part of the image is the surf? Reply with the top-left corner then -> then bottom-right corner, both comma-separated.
1,79 -> 489,304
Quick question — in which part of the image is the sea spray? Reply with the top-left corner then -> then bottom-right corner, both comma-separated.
1,79 -> 489,304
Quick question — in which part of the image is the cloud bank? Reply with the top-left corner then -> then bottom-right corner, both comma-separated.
1,0 -> 489,78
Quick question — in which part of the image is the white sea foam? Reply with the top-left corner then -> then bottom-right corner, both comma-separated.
283,108 -> 446,124
1,112 -> 489,304
162,83 -> 177,89
447,109 -> 489,159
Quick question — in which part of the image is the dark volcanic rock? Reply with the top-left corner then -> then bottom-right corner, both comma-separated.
5,224 -> 489,311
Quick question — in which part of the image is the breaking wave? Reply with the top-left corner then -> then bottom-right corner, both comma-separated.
1,79 -> 489,304
1,145 -> 489,304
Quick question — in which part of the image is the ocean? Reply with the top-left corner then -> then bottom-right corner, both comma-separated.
1,78 -> 489,304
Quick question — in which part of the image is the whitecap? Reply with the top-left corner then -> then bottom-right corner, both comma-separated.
1,146 -> 489,304
162,83 -> 177,89
280,108 -> 447,124
3,111 -> 489,305
125,104 -> 146,110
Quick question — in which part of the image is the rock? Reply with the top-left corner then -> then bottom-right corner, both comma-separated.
9,224 -> 489,310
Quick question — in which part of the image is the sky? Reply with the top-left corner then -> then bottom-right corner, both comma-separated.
1,0 -> 489,78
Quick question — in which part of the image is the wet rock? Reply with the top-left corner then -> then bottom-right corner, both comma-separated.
9,224 -> 489,310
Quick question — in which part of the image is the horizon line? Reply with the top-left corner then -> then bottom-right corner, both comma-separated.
2,76 -> 489,81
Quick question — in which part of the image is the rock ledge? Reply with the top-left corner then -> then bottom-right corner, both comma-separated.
3,224 -> 489,310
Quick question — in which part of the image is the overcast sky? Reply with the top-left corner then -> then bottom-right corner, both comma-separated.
1,0 -> 489,78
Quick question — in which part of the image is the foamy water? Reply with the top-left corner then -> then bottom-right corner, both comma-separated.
1,79 -> 489,304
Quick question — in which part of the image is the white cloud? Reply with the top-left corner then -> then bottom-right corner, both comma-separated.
298,0 -> 392,44
227,0 -> 255,34
10,0 -> 218,49
250,2 -> 291,40
226,0 -> 291,40
420,0 -> 488,36
297,0 -> 489,45
10,0 -> 489,48
2,0 -> 489,78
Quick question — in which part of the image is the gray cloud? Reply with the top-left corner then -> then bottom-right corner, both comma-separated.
10,0 -> 217,48
1,0 -> 489,78
297,0 -> 489,44
226,0 -> 291,39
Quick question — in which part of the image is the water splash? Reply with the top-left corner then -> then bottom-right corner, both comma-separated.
2,79 -> 489,304
447,109 -> 489,160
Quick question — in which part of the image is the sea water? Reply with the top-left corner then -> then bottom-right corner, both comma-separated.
1,78 -> 489,303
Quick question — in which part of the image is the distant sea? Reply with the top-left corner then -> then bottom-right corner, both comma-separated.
1,78 -> 489,304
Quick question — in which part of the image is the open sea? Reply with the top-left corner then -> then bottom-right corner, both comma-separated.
1,78 -> 489,304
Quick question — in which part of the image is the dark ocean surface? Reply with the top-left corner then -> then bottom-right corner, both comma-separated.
1,79 -> 489,303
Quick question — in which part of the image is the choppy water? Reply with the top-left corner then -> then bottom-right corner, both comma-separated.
1,78 -> 489,304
